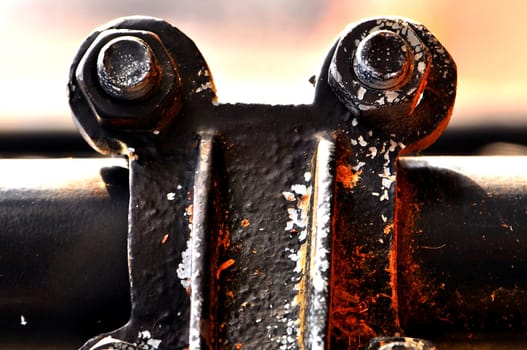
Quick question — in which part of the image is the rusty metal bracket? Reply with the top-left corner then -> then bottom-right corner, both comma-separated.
68,16 -> 456,350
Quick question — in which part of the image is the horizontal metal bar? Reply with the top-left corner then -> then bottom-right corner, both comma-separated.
397,156 -> 527,342
1,157 -> 526,348
0,158 -> 130,347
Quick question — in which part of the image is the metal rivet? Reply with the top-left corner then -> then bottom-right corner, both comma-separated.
97,36 -> 159,101
353,30 -> 412,90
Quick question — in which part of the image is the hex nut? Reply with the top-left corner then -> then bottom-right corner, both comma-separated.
328,18 -> 431,119
75,29 -> 182,130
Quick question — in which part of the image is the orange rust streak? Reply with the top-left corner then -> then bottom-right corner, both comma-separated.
216,259 -> 235,280
185,204 -> 194,224
161,234 -> 169,245
241,219 -> 250,228
387,219 -> 400,329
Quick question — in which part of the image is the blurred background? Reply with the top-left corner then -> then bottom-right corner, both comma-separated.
1,0 -> 527,133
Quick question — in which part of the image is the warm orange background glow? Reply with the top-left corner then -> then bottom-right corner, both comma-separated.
1,0 -> 527,131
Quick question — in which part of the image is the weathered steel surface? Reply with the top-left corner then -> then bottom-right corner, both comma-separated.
397,156 -> 527,342
67,16 -> 456,350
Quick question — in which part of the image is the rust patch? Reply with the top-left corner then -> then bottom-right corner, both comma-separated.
161,233 -> 169,245
185,204 -> 193,224
235,343 -> 243,350
241,219 -> 250,228
395,164 -> 448,331
329,133 -> 399,349
336,163 -> 361,189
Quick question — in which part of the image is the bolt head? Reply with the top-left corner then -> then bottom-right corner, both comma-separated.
354,30 -> 412,90
75,29 -> 181,130
327,18 -> 433,135
97,36 -> 159,101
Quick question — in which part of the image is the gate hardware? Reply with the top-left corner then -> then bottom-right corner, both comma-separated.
66,15 -> 457,350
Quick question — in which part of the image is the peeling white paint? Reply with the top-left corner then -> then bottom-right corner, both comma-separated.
357,86 -> 366,100
177,239 -> 192,290
358,136 -> 368,147
368,146 -> 378,159
385,90 -> 398,104
353,161 -> 366,171
417,61 -> 426,74
282,191 -> 296,202
195,81 -> 213,94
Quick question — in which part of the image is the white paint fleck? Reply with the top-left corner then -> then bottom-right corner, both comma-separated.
298,229 -> 307,242
90,336 -> 122,348
368,146 -> 378,159
176,184 -> 183,190
147,338 -> 162,348
417,61 -> 426,73
177,239 -> 192,290
380,190 -> 390,201
291,184 -> 307,196
407,32 -> 421,48
357,86 -> 366,100
381,177 -> 394,189
381,214 -> 388,223
282,191 -> 296,202
304,171 -> 312,182
288,253 -> 300,262
353,161 -> 366,171
153,130 -> 160,135
358,136 -> 368,147
166,192 -> 175,201
372,192 -> 380,197
20,315 -> 27,326
195,81 -> 213,93
359,104 -> 375,111
385,90 -> 398,103
351,139 -> 358,146
351,118 -> 358,127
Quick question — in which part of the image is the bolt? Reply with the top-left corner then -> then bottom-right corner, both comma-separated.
97,36 -> 160,101
353,30 -> 412,90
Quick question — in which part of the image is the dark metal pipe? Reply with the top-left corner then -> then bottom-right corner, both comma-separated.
2,156 -> 527,348
396,156 -> 527,342
0,158 -> 130,347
